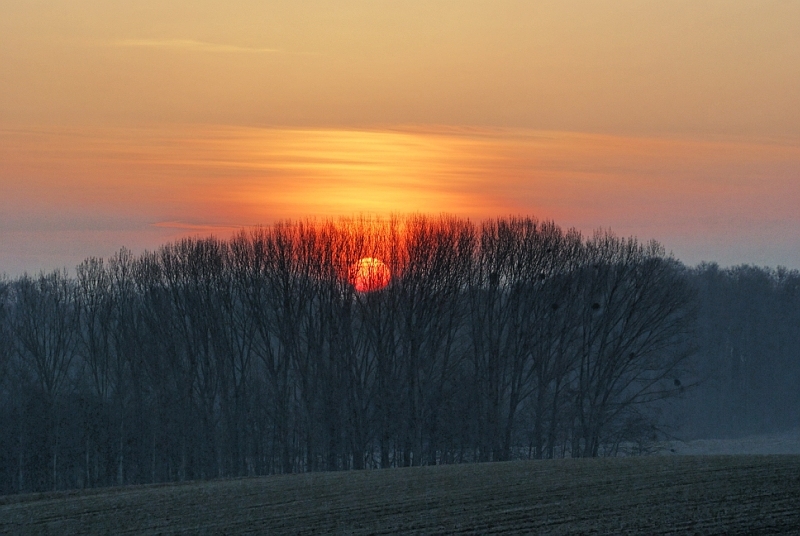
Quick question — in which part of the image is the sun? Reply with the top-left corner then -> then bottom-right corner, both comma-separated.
352,257 -> 391,293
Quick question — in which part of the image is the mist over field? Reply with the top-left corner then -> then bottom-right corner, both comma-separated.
0,215 -> 798,498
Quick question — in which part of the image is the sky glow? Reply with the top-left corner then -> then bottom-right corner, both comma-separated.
1,1 -> 799,275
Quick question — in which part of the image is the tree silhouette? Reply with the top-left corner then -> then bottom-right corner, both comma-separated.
3,215 -> 768,494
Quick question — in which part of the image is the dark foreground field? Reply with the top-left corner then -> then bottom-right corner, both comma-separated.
2,456 -> 799,535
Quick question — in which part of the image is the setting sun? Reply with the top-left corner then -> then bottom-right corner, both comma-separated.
352,257 -> 391,293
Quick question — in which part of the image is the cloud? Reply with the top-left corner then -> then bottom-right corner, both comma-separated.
113,39 -> 279,53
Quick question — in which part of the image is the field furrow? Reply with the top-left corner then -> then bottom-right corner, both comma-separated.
1,455 -> 799,535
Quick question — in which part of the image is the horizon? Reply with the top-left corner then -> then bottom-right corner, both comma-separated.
2,208 -> 799,279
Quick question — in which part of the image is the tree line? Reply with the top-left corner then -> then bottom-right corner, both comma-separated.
678,263 -> 800,439
0,215 -> 743,493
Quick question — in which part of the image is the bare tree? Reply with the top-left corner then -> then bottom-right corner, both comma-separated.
467,217 -> 574,461
571,232 -> 695,457
9,270 -> 79,489
388,216 -> 474,465
0,277 -> 9,389
0,216 -> 719,493
525,225 -> 584,459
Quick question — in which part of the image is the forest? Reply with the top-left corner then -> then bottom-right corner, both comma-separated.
0,215 -> 798,494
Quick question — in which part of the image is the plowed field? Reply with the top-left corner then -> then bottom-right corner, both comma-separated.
2,455 -> 799,534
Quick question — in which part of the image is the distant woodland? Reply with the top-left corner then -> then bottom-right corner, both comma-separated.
0,216 -> 798,494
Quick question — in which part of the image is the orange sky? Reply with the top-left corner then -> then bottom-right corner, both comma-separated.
1,1 -> 799,275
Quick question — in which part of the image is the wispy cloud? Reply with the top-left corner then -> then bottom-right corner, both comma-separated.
4,125 -> 800,272
113,39 -> 279,53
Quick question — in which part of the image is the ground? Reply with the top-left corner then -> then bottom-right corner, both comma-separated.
2,454 -> 799,534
